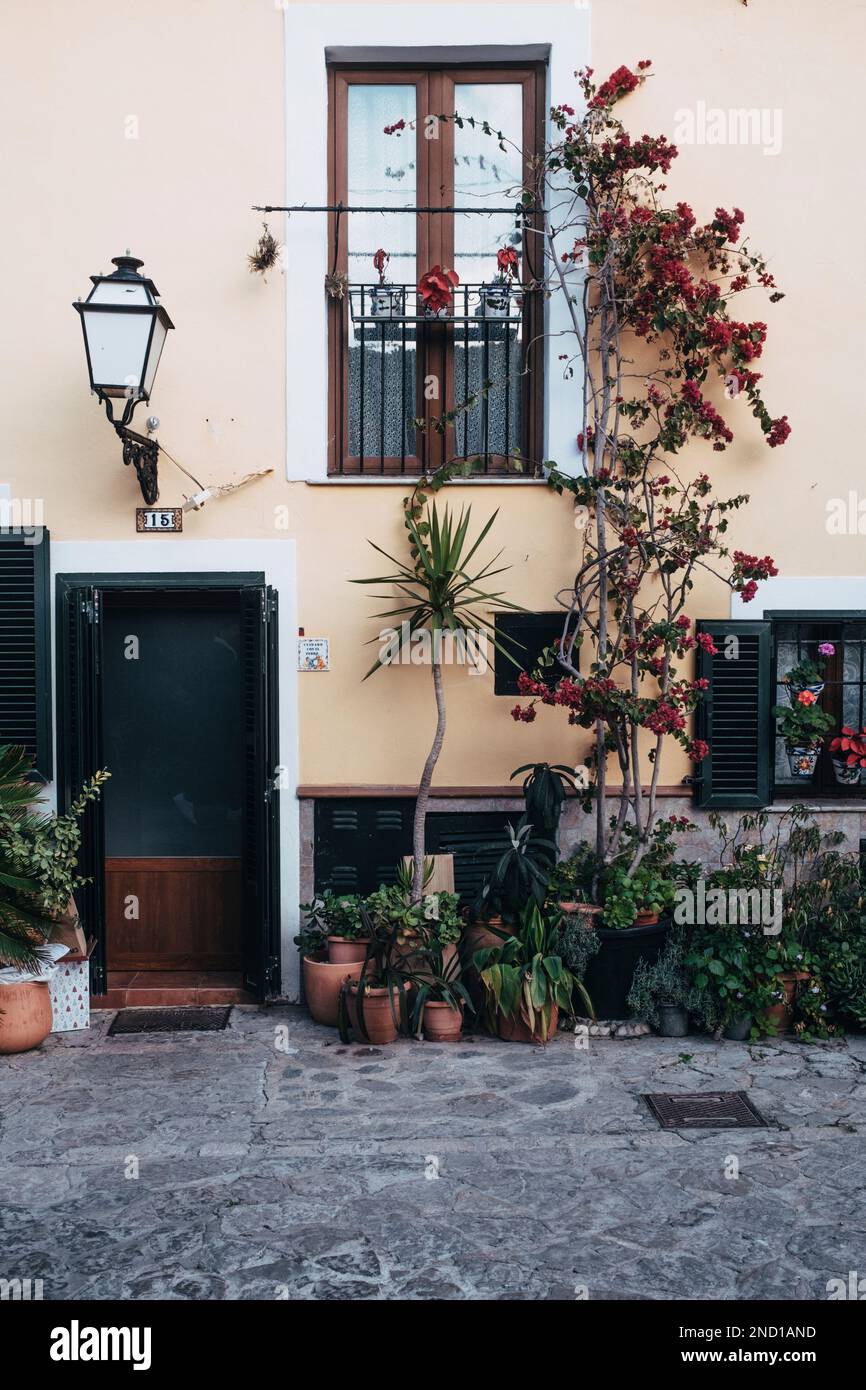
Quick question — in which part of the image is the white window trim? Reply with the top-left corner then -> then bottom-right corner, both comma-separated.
282,3 -> 591,482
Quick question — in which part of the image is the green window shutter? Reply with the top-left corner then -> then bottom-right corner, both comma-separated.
426,811 -> 513,904
0,531 -> 52,780
695,619 -> 772,808
314,799 -> 413,895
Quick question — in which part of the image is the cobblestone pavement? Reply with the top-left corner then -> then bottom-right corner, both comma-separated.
1,1007 -> 865,1301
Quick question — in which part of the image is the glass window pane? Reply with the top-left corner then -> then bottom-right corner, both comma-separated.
347,84 -> 417,460
453,83 -> 524,285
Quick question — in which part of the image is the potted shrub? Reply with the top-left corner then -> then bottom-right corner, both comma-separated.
337,905 -> 416,1045
368,248 -> 405,319
547,852 -> 603,925
626,928 -> 708,1036
783,643 -> 835,702
295,896 -> 368,1027
829,725 -> 866,785
367,880 -> 462,982
0,746 -> 108,1054
418,264 -> 458,318
475,904 -> 592,1043
478,244 -> 518,318
411,939 -> 474,1042
772,693 -> 833,777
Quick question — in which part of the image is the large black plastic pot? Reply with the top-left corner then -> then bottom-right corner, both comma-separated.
584,919 -> 669,1020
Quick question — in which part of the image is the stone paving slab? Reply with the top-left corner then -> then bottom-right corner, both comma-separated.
1,1006 -> 864,1300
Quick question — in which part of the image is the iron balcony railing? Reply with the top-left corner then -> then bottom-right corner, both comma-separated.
331,283 -> 537,476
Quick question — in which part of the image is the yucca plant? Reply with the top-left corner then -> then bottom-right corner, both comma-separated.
475,902 -> 594,1041
355,501 -> 521,901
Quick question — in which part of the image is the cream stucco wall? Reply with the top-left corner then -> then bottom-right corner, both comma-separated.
2,0 -> 863,796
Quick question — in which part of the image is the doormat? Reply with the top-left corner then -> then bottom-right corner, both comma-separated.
108,1007 -> 232,1036
642,1091 -> 770,1130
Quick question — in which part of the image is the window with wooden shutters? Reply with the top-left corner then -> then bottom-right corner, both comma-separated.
695,619 -> 771,808
0,532 -> 51,780
494,611 -> 567,696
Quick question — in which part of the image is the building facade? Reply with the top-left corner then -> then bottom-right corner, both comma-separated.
2,0 -> 863,1004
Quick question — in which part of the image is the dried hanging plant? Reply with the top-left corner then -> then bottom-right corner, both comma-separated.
248,222 -> 282,278
325,270 -> 349,300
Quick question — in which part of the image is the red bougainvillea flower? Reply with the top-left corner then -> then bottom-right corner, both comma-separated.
688,740 -> 710,762
418,265 -> 459,314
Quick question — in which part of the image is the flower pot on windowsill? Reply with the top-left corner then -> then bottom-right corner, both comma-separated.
786,681 -> 825,704
831,757 -> 863,786
368,285 -> 405,319
327,936 -> 368,966
476,282 -> 512,318
786,744 -> 820,778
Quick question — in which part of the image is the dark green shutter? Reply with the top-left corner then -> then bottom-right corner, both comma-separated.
0,531 -> 51,779
240,585 -> 281,999
314,799 -> 413,895
426,811 -> 512,903
695,619 -> 772,808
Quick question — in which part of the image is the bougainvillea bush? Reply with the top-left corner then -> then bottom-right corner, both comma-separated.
506,61 -> 788,879
383,61 -> 790,888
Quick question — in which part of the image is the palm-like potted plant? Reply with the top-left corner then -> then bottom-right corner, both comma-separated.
475,903 -> 592,1043
355,501 -> 520,903
337,904 -> 418,1045
829,725 -> 866,785
411,939 -> 474,1042
772,694 -> 834,777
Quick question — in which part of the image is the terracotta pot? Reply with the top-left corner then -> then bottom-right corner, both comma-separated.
347,981 -> 410,1044
422,1000 -> 463,1042
634,910 -> 660,927
498,1004 -> 559,1045
0,981 -> 53,1054
302,954 -> 364,1027
766,970 -> 809,1033
464,916 -> 515,957
327,936 -> 368,966
559,903 -> 603,929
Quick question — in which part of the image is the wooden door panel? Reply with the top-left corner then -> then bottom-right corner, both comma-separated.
105,857 -> 242,971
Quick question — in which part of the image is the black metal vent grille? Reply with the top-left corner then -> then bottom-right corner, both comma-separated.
643,1091 -> 770,1130
0,534 -> 50,775
108,1007 -> 232,1035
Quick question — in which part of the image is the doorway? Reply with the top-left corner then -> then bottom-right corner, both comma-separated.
57,574 -> 280,1002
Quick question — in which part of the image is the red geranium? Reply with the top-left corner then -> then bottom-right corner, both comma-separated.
496,245 -> 519,279
418,265 -> 459,314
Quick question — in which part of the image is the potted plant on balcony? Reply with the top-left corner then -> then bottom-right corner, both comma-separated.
829,725 -> 866,785
783,643 -> 835,702
418,264 -> 459,318
475,903 -> 592,1043
478,244 -> 518,318
772,693 -> 833,777
369,248 -> 405,319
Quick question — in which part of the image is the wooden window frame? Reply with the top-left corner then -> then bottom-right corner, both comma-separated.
327,60 -> 546,477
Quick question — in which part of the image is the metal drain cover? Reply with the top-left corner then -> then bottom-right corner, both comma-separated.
643,1091 -> 769,1130
108,1007 -> 232,1036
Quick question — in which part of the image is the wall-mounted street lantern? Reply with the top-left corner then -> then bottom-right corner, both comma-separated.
73,254 -> 174,503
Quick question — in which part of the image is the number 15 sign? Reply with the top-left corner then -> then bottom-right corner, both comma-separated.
136,508 -> 183,533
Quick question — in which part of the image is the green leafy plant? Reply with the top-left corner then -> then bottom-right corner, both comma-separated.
627,928 -> 718,1031
295,890 -> 367,957
772,695 -> 833,749
475,815 -> 555,923
601,862 -> 674,929
551,911 -> 600,983
784,647 -> 833,690
475,903 -> 593,1039
365,883 -> 461,948
410,940 -> 475,1034
511,762 -> 578,850
355,501 -> 522,901
0,746 -> 109,971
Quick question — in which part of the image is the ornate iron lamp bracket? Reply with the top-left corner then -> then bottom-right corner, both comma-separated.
97,392 -> 160,503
